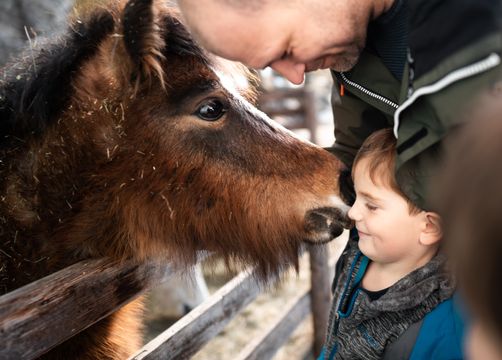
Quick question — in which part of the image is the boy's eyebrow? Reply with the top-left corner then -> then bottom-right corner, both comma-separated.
359,191 -> 381,203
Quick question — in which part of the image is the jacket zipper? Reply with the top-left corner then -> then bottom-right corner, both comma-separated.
393,52 -> 501,137
339,72 -> 399,110
327,312 -> 340,360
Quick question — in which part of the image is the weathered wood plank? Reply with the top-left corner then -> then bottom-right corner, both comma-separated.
235,286 -> 311,360
0,258 -> 179,360
309,244 -> 332,356
129,267 -> 273,360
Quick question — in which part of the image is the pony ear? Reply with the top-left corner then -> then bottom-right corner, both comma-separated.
122,0 -> 166,89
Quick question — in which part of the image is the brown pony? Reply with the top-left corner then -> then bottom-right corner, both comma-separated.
0,0 -> 349,358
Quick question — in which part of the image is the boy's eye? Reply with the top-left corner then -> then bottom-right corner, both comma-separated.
365,203 -> 378,211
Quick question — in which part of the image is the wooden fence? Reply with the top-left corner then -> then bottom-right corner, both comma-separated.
0,244 -> 341,359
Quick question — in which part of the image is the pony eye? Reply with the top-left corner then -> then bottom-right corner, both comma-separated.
195,99 -> 227,121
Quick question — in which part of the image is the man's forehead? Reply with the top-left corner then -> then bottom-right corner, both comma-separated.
178,0 -> 267,12
182,14 -> 279,67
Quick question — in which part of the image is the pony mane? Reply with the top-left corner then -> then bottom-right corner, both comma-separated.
0,1 -> 212,147
0,11 -> 115,144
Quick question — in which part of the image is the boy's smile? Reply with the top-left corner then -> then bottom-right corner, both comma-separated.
355,229 -> 371,239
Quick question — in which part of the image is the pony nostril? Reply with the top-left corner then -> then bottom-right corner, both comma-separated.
341,216 -> 355,230
304,207 -> 350,243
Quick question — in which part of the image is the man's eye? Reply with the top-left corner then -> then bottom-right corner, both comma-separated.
281,49 -> 293,60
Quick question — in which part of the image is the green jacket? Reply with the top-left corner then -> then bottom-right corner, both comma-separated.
330,0 -> 502,209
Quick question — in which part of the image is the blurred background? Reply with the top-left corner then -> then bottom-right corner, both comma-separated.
0,1 -> 345,359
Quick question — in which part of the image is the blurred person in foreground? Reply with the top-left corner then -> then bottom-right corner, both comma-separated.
435,102 -> 502,360
177,0 -> 502,211
320,128 -> 464,360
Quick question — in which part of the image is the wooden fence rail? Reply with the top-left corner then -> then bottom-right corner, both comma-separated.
236,285 -> 311,360
131,267 -> 265,360
129,245 -> 336,360
0,259 -> 174,359
0,244 -> 339,360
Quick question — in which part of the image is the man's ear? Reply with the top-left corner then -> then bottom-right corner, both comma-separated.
419,212 -> 442,246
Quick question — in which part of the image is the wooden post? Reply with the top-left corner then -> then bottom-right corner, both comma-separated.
309,244 -> 332,357
303,90 -> 318,145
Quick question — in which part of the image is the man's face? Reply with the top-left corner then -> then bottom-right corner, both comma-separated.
178,0 -> 368,84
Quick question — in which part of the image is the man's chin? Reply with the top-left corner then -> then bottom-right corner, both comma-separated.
305,52 -> 360,73
329,54 -> 360,72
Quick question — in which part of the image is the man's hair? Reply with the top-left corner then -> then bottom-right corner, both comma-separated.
435,103 -> 502,341
353,128 -> 422,214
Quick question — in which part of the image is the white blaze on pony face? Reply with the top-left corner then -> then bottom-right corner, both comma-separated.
328,195 -> 351,214
210,57 -> 313,144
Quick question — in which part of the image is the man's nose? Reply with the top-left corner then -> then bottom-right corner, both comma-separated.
270,60 -> 306,85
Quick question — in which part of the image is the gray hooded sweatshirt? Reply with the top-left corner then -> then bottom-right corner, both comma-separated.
323,239 -> 455,359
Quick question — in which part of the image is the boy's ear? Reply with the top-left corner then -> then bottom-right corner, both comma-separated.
419,212 -> 443,246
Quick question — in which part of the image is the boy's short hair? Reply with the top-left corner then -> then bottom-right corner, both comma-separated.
353,128 -> 422,214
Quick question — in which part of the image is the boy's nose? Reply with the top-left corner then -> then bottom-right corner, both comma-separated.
270,60 -> 306,85
347,205 -> 361,221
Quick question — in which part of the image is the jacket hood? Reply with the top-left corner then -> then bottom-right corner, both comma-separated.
361,252 -> 455,313
339,239 -> 456,326
409,0 -> 502,78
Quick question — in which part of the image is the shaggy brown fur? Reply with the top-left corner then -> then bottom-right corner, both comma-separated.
0,0 -> 348,358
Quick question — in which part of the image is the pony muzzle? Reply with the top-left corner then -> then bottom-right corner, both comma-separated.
303,207 -> 353,244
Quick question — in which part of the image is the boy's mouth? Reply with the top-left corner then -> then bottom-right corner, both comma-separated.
357,229 -> 370,237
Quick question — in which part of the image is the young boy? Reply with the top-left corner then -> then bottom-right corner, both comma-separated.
320,128 -> 464,360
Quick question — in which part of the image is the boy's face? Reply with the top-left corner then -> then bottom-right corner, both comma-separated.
348,159 -> 425,264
